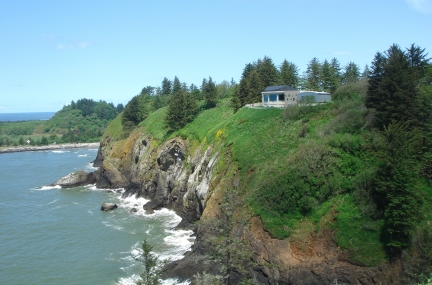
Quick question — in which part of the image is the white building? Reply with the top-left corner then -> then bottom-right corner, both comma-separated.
261,85 -> 331,108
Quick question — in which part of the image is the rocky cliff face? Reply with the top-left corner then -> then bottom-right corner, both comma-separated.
58,128 -> 403,284
92,129 -> 219,228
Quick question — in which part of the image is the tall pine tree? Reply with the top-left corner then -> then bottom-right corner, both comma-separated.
279,59 -> 299,88
305,57 -> 321,91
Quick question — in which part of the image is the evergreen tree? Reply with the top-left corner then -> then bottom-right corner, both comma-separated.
160,77 -> 172,95
165,77 -> 198,130
247,70 -> 263,103
279,59 -> 299,88
203,77 -> 217,108
116,103 -> 124,112
201,78 -> 208,91
190,84 -> 202,100
131,239 -> 166,285
374,122 -> 421,251
361,64 -> 370,79
122,94 -> 151,128
256,56 -> 279,87
172,76 -> 182,95
366,52 -> 387,113
152,94 -> 164,110
369,45 -> 418,129
320,59 -> 333,92
141,86 -> 155,96
230,85 -> 242,112
330,58 -> 342,80
241,63 -> 256,80
328,58 -> 342,93
406,44 -> 430,84
232,77 -> 250,112
305,57 -> 321,91
342,62 -> 361,84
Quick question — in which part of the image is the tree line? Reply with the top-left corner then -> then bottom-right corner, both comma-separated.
231,56 -> 365,111
121,75 -> 237,134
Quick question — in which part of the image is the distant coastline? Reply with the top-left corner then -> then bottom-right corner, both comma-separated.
0,142 -> 100,154
0,112 -> 56,122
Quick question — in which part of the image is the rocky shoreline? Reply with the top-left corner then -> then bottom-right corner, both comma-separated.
0,142 -> 100,154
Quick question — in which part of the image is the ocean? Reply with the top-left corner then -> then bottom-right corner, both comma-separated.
0,147 -> 193,285
0,112 -> 56,122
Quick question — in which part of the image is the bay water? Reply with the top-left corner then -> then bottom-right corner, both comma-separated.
0,148 -> 194,284
0,112 -> 56,122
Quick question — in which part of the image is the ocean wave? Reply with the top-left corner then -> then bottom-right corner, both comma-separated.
117,275 -> 189,285
51,150 -> 70,153
78,154 -> 89,157
31,185 -> 61,191
102,221 -> 124,231
117,195 -> 149,215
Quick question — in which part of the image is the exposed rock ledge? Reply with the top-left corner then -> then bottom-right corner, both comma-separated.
52,170 -> 98,188
0,143 -> 100,154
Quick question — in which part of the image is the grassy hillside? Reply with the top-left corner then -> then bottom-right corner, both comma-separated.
104,93 -> 432,273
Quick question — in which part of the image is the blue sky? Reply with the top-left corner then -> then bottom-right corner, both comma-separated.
1,0 -> 431,113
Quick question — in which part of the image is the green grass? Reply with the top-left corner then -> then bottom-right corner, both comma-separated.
139,107 -> 168,141
103,113 -> 124,141
334,195 -> 387,266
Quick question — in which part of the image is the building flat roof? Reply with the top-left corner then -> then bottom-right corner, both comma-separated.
262,85 -> 297,92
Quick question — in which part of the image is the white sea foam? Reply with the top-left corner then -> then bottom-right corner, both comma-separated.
118,275 -> 189,285
102,221 -> 124,231
85,162 -> 99,171
83,186 -> 195,284
31,185 -> 61,191
51,150 -> 70,153
117,195 -> 149,215
78,154 -> 88,157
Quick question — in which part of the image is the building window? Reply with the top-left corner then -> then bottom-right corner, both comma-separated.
264,95 -> 268,102
278,94 -> 284,101
269,94 -> 277,102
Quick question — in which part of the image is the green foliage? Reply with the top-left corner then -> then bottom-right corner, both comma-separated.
202,77 -> 217,109
279,59 -> 299,88
305,57 -> 321,90
165,89 -> 198,131
122,94 -> 152,128
332,80 -> 367,102
373,121 -> 422,250
0,98 -> 119,145
131,239 -> 166,285
334,195 -> 387,266
342,62 -> 361,84
366,44 -> 429,131
0,121 -> 42,136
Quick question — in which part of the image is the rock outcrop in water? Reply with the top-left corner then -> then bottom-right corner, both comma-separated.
100,202 -> 118,211
52,170 -> 97,188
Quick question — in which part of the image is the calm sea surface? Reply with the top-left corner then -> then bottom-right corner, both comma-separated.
0,148 -> 193,285
0,112 -> 56,122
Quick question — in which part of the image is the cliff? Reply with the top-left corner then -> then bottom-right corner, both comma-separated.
54,102 -> 429,284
